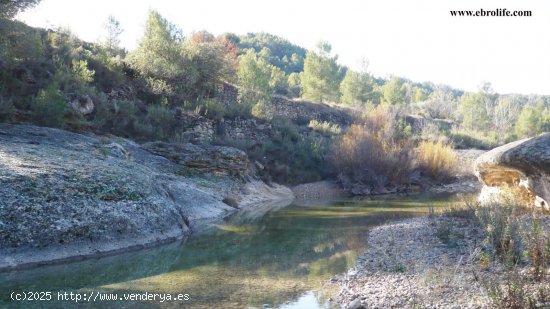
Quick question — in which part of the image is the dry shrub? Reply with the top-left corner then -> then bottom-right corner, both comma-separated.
417,140 -> 458,181
332,123 -> 412,189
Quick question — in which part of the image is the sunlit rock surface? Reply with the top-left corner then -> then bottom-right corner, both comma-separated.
0,124 -> 292,270
474,133 -> 550,209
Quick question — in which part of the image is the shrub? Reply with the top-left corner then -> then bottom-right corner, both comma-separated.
521,216 -> 549,281
31,84 -> 67,128
308,119 -> 341,136
145,104 -> 176,140
417,140 -> 458,181
450,129 -> 499,150
204,98 -> 226,120
475,202 -> 522,268
251,100 -> 273,121
0,96 -> 15,121
331,124 -> 412,188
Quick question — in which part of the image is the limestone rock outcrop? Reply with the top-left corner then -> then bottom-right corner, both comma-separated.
474,133 -> 550,209
0,124 -> 292,270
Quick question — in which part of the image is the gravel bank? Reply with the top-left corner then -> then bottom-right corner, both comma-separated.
327,215 -> 549,309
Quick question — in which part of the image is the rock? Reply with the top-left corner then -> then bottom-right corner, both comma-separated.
143,141 -> 250,177
474,133 -> 550,209
0,124 -> 292,271
347,298 -> 362,309
69,95 -> 94,115
222,196 -> 240,208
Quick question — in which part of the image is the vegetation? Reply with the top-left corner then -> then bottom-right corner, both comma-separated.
417,140 -> 458,181
0,9 -> 548,186
308,119 -> 342,136
301,41 -> 342,103
0,0 -> 42,19
331,105 -> 412,189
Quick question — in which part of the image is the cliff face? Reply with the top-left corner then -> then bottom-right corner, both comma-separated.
0,124 -> 293,270
474,133 -> 550,209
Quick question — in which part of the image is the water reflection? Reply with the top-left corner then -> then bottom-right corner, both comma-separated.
0,194 -> 464,309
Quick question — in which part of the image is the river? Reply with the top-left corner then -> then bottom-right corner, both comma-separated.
0,193 -> 465,308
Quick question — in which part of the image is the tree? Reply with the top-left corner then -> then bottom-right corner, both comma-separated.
237,32 -> 306,74
126,10 -> 183,81
185,30 -> 238,97
237,50 -> 272,104
413,87 -> 429,103
459,92 -> 490,131
382,76 -> 405,105
339,69 -> 373,106
0,0 -> 42,19
103,15 -> 123,53
493,96 -> 521,142
287,72 -> 301,98
515,105 -> 543,138
301,41 -> 340,103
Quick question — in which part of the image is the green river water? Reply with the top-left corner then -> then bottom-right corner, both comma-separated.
0,194 -> 465,309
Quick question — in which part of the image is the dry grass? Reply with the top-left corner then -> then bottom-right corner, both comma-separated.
417,140 -> 458,181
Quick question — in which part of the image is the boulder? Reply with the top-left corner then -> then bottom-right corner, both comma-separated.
474,133 -> 550,209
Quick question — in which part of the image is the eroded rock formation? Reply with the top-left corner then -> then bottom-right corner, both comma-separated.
474,133 -> 550,209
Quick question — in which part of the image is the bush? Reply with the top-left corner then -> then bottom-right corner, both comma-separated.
308,119 -> 341,136
251,100 -> 273,121
0,96 -> 15,121
30,84 -> 67,128
417,140 -> 458,181
521,216 -> 549,281
145,104 -> 176,140
450,129 -> 499,150
331,124 -> 412,188
475,202 -> 523,268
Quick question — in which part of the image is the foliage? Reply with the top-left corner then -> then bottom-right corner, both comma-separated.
522,217 -> 549,281
30,83 -> 68,128
301,42 -> 341,103
0,0 -> 42,19
382,76 -> 406,105
102,15 -> 123,53
0,19 -> 46,65
126,10 -> 183,81
493,97 -> 521,142
417,140 -> 458,181
71,59 -> 95,84
475,201 -> 522,267
339,69 -> 374,106
287,72 -> 301,97
0,96 -> 15,121
459,92 -> 490,131
251,100 -> 273,121
515,105 -> 544,138
331,123 -> 412,188
308,119 -> 342,135
449,129 -> 499,150
144,104 -> 177,140
237,49 -> 272,104
237,32 -> 306,74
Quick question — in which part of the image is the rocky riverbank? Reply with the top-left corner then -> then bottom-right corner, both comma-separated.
327,215 -> 550,309
0,124 -> 293,271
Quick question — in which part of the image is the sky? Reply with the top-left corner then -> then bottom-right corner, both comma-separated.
16,0 -> 550,95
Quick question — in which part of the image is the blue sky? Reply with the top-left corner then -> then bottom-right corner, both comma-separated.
17,0 -> 550,95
